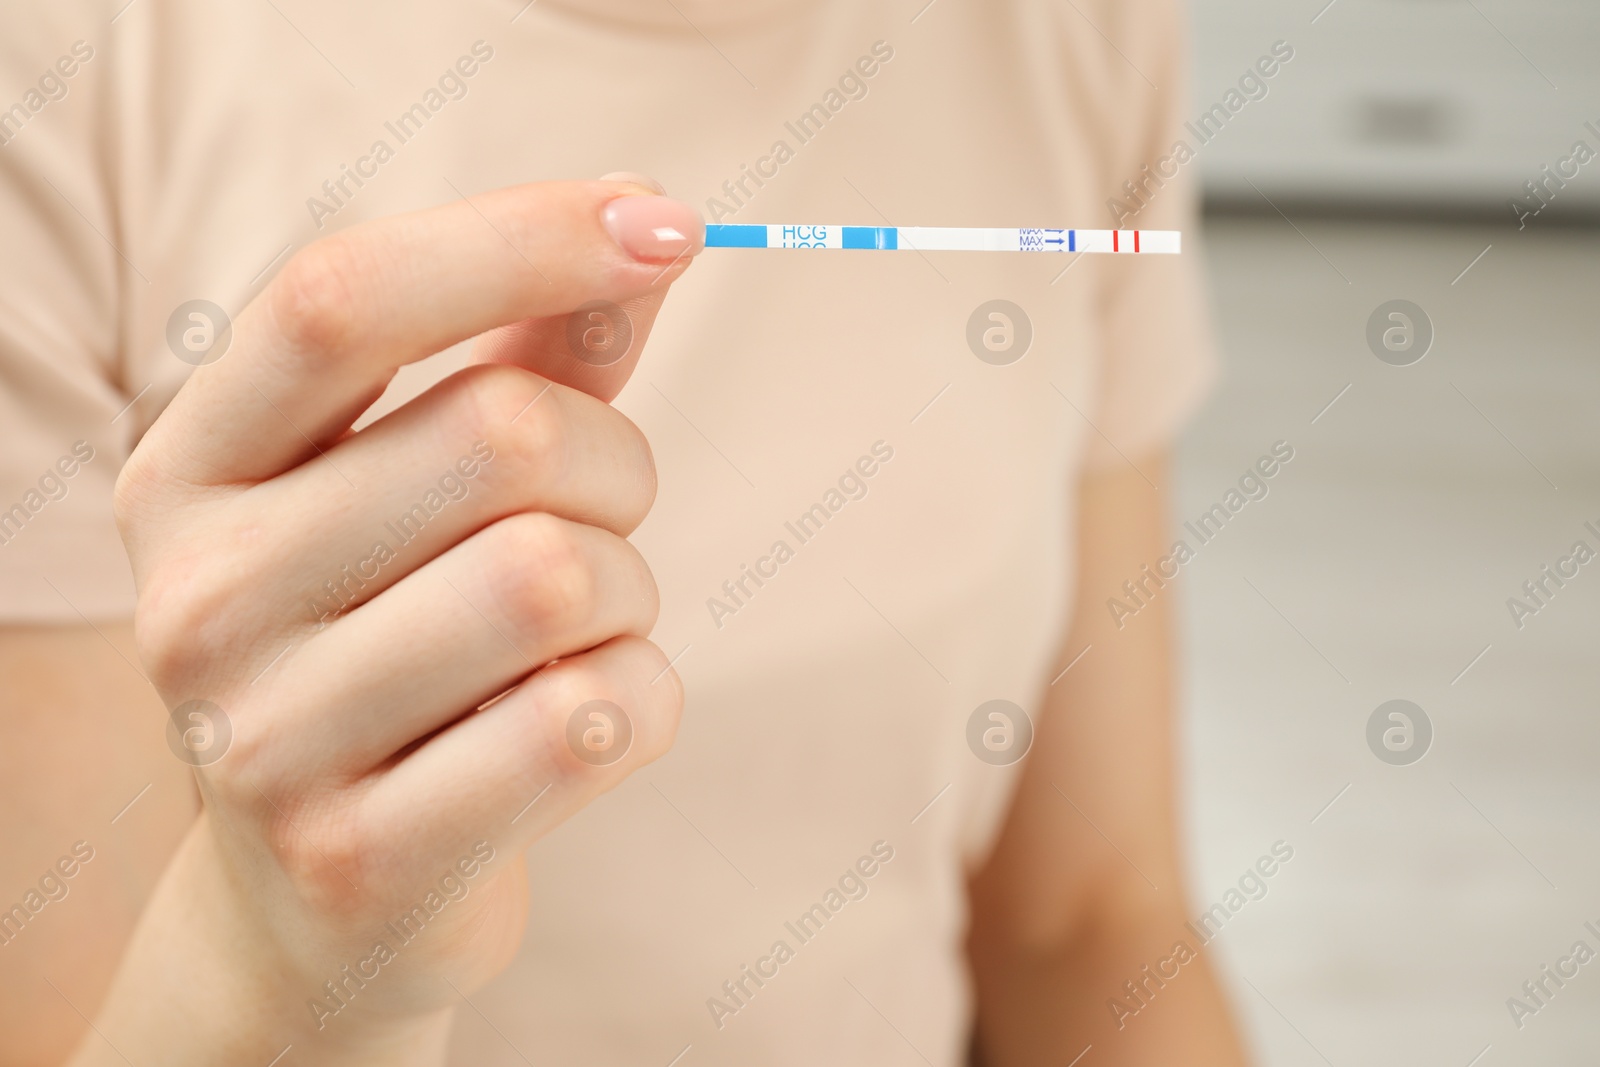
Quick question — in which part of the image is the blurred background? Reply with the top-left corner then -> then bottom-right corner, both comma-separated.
1181,1 -> 1599,1063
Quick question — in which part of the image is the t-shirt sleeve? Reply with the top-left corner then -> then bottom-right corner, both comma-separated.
1081,0 -> 1218,470
0,7 -> 139,622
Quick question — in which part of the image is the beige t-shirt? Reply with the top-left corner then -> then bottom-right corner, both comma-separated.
0,0 -> 1214,1062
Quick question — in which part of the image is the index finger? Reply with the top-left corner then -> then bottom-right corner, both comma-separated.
139,179 -> 703,489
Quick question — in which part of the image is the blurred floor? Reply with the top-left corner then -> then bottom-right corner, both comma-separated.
1178,217 -> 1600,1066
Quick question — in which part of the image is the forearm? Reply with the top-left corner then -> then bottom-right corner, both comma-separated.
966,455 -> 1248,1065
2,626 -> 451,1066
67,819 -> 456,1067
969,902 -> 1247,1066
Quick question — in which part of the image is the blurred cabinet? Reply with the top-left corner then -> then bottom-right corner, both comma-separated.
1190,0 -> 1600,213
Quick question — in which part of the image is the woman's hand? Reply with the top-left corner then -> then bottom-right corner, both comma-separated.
77,177 -> 702,1066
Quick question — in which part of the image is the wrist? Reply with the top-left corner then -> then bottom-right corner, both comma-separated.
69,818 -> 457,1067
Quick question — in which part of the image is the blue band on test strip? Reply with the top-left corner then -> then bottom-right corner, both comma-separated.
842,226 -> 897,250
705,224 -> 767,247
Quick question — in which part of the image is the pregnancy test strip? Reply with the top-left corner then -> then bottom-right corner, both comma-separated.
703,224 -> 1180,254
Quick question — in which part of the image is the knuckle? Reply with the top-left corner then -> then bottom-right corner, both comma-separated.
491,189 -> 575,285
111,454 -> 158,537
453,364 -> 567,484
506,387 -> 570,485
489,514 -> 596,639
132,572 -> 235,694
268,239 -> 365,356
260,801 -> 369,916
451,362 -> 539,425
207,720 -> 270,782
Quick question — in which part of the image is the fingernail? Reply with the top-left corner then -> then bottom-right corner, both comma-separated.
599,171 -> 667,195
601,195 -> 704,263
